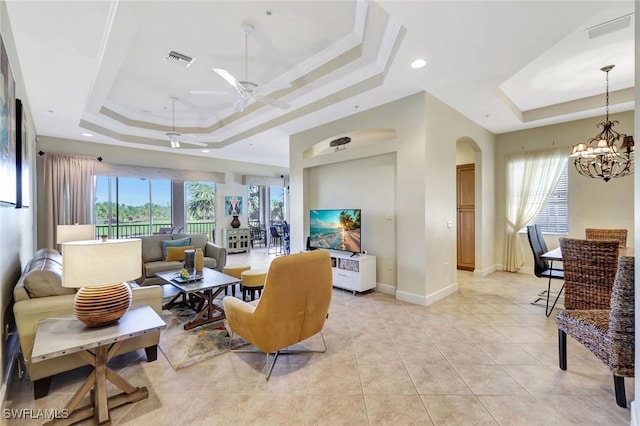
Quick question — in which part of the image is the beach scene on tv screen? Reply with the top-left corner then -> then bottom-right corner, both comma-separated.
310,209 -> 361,252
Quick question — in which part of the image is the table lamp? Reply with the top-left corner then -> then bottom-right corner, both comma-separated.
62,238 -> 142,327
56,224 -> 95,244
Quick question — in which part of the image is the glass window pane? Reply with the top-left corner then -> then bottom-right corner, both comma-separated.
247,185 -> 260,223
185,181 -> 216,236
151,180 -> 172,232
117,178 -> 150,237
533,166 -> 568,233
270,185 -> 285,223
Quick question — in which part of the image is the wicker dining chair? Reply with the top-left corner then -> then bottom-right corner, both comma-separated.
559,238 -> 619,310
585,228 -> 628,248
557,256 -> 634,407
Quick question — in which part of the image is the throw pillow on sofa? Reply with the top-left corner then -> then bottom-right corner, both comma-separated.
161,237 -> 191,259
165,245 -> 194,262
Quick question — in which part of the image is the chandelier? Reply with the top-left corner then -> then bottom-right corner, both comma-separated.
570,65 -> 634,182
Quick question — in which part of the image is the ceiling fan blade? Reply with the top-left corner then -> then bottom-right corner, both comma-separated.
254,79 -> 291,95
181,139 -> 208,148
213,68 -> 245,91
254,95 -> 291,110
189,90 -> 235,95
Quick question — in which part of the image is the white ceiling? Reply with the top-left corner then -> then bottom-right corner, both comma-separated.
5,1 -> 635,168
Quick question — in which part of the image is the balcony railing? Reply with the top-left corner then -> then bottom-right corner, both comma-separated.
95,221 -> 216,239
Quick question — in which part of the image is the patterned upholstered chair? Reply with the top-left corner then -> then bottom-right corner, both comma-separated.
556,256 -> 634,407
559,238 -> 619,310
585,228 -> 628,248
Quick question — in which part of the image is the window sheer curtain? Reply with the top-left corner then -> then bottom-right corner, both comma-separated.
504,148 -> 567,272
43,154 -> 97,249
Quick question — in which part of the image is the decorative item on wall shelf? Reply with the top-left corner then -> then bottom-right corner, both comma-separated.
231,215 -> 241,228
570,64 -> 634,182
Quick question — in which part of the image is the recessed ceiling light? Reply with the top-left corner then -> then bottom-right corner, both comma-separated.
201,149 -> 210,153
82,132 -> 93,137
410,59 -> 426,69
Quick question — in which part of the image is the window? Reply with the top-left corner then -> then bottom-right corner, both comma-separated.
185,181 -> 216,235
270,185 -> 285,224
94,176 -> 172,238
532,165 -> 568,234
247,185 -> 260,225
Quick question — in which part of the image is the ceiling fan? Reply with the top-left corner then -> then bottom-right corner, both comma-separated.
165,97 -> 207,149
191,24 -> 292,113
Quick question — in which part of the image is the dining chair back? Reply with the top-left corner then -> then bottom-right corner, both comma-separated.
527,224 -> 564,316
269,226 -> 282,255
556,255 -> 635,407
585,228 -> 628,248
559,237 -> 619,310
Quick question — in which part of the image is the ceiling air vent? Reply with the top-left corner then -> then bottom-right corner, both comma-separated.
164,50 -> 195,68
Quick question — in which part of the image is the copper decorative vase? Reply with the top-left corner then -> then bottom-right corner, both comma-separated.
231,215 -> 241,228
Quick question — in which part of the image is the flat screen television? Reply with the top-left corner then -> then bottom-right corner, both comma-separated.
309,209 -> 362,254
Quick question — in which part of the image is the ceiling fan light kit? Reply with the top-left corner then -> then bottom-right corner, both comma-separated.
166,97 -> 181,149
198,23 -> 292,112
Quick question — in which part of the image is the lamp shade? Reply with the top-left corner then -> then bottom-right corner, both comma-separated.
62,239 -> 142,288
56,224 -> 95,244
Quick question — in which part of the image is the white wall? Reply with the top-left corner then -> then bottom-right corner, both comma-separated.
456,140 -> 476,165
306,153 -> 397,287
35,137 -> 287,246
290,92 -> 495,304
495,111 -> 634,271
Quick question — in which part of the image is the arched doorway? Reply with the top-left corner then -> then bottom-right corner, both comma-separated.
456,137 -> 480,272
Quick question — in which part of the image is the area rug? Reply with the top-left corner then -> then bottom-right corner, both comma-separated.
158,304 -> 232,370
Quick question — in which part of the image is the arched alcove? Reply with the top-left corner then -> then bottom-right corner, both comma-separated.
455,136 -> 483,274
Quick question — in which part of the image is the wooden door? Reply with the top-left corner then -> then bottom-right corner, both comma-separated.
457,164 -> 475,271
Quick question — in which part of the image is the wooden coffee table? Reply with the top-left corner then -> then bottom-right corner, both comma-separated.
156,267 -> 241,330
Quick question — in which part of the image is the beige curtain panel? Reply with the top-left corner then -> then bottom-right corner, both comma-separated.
503,147 -> 567,272
43,153 -> 97,249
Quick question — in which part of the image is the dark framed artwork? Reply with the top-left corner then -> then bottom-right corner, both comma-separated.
0,33 -> 15,206
15,98 -> 29,208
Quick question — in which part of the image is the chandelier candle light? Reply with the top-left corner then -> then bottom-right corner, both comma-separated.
62,238 -> 142,327
570,65 -> 634,182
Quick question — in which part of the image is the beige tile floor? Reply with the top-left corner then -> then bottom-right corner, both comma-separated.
3,248 -> 633,425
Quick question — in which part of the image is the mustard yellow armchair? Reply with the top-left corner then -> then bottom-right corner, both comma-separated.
223,250 -> 333,379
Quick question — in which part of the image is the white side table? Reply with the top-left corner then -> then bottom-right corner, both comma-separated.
32,305 -> 166,425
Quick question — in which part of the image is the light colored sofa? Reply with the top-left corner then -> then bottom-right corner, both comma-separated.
13,248 -> 162,399
138,233 -> 227,286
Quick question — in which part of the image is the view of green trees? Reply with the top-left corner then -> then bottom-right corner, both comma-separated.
186,182 -> 216,220
247,185 -> 260,221
95,202 -> 171,224
339,210 -> 361,230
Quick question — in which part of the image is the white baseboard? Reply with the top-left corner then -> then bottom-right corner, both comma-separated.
425,282 -> 458,305
474,265 -> 497,277
375,283 -> 395,295
396,282 -> 459,307
631,400 -> 639,426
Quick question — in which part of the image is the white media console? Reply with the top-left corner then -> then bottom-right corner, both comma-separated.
327,250 -> 377,294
